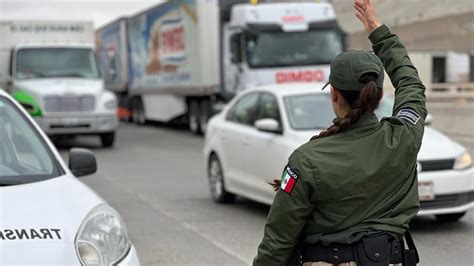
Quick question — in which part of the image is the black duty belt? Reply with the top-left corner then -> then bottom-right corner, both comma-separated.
301,233 -> 403,265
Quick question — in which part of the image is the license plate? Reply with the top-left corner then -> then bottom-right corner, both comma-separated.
418,181 -> 435,201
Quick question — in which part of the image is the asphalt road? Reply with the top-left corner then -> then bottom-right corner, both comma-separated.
58,123 -> 474,266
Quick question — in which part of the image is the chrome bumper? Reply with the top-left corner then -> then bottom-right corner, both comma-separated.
34,114 -> 118,135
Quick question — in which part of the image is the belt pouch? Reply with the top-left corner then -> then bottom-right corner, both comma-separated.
354,233 -> 391,266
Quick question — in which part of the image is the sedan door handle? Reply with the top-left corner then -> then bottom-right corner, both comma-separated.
242,138 -> 250,146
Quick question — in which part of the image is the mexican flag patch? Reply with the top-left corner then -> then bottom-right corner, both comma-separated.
281,166 -> 298,194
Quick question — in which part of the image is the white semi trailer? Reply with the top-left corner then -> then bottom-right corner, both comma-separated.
96,0 -> 345,134
0,20 -> 118,147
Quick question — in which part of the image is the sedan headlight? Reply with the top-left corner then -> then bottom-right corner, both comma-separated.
75,204 -> 130,265
454,151 -> 473,170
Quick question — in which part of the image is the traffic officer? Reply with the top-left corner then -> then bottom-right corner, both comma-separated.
253,0 -> 426,265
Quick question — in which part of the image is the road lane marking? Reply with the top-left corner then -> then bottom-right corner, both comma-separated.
97,173 -> 249,264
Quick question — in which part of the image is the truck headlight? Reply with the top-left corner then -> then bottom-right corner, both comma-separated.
104,99 -> 117,110
454,151 -> 473,170
75,204 -> 130,265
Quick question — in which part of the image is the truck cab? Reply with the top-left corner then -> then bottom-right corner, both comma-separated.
222,2 -> 345,94
0,21 -> 118,147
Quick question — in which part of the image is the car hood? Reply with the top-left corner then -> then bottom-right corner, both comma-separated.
288,126 -> 464,161
418,127 -> 464,160
0,175 -> 104,264
14,78 -> 103,96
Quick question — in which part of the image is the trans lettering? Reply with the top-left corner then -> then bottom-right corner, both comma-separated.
0,228 -> 62,240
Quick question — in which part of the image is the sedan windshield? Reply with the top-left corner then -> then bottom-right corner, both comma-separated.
284,93 -> 394,130
16,48 -> 100,80
245,29 -> 343,68
0,97 -> 62,185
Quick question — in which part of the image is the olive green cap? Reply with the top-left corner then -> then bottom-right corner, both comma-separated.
321,50 -> 384,91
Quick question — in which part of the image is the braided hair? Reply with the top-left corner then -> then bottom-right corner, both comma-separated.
311,73 -> 382,140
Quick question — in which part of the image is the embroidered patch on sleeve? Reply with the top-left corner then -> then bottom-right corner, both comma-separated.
396,108 -> 421,125
280,166 -> 298,194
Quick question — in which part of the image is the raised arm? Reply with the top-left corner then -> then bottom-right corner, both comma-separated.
355,0 -> 427,147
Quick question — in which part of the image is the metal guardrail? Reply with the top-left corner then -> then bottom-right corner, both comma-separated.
427,83 -> 474,98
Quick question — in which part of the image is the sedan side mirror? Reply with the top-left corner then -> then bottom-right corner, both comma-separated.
69,148 -> 97,177
5,76 -> 13,92
255,118 -> 282,134
425,113 -> 433,126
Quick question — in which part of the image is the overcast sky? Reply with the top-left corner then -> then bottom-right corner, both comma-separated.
0,0 -> 165,28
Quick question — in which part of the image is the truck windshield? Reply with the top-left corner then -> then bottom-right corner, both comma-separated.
0,97 -> 62,185
245,29 -> 343,68
16,48 -> 100,80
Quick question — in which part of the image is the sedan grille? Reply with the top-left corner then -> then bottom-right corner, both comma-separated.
44,95 -> 95,112
420,191 -> 474,210
419,159 -> 455,172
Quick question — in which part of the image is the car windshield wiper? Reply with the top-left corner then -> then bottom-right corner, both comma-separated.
49,73 -> 88,78
18,70 -> 46,79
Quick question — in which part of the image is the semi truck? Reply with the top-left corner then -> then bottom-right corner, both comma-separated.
0,20 -> 118,147
96,0 -> 345,134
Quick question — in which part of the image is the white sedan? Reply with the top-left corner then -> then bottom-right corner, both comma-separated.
0,90 -> 139,265
203,83 -> 474,222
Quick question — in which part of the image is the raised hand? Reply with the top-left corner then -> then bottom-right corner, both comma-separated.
354,0 -> 382,34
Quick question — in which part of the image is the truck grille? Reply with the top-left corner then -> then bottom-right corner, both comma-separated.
44,95 -> 95,112
419,159 -> 455,172
420,191 -> 474,210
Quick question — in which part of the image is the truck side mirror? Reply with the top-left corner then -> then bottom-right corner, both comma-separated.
230,34 -> 242,64
5,76 -> 13,92
425,113 -> 433,126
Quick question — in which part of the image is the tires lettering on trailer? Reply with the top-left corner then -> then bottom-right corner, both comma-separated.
0,228 -> 62,240
158,16 -> 187,64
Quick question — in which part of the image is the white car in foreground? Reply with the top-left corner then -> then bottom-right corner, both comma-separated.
0,90 -> 139,265
203,83 -> 474,222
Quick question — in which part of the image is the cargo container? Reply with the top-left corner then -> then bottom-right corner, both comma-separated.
96,0 -> 345,134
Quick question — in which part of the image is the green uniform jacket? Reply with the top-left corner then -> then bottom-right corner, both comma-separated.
253,25 -> 427,266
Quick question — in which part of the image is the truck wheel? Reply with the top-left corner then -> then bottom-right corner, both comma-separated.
188,100 -> 201,134
435,212 -> 466,222
100,132 -> 115,147
199,100 -> 211,135
132,97 -> 146,125
208,154 -> 236,203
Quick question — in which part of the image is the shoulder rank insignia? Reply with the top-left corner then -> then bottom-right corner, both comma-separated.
397,108 -> 420,125
281,166 -> 298,194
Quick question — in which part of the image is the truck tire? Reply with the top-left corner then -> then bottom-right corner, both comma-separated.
199,100 -> 211,135
100,132 -> 115,147
188,100 -> 201,134
131,97 -> 146,125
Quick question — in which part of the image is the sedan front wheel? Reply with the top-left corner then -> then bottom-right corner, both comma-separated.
208,154 -> 235,203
